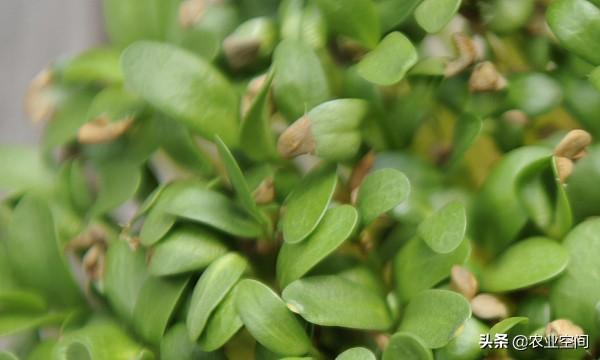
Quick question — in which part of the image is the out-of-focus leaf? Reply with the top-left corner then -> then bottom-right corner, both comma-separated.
279,0 -> 328,49
121,41 -> 239,145
91,161 -> 142,216
26,340 -> 57,360
417,201 -> 466,254
356,168 -> 410,225
398,289 -> 471,349
161,323 -> 210,360
59,48 -> 123,84
0,145 -> 53,194
104,240 -> 148,324
283,275 -> 392,330
187,254 -> 247,341
277,205 -> 358,287
446,113 -> 482,169
415,0 -> 462,33
199,287 -> 244,351
215,136 -> 265,224
85,86 -> 142,123
315,0 -> 380,48
0,312 -> 68,337
133,275 -> 189,345
163,185 -> 263,238
281,164 -> 337,244
149,225 -> 228,276
394,236 -> 470,302
235,279 -> 313,356
335,347 -> 376,360
550,218 -> 600,339
382,332 -> 432,360
5,195 -> 81,307
546,0 -> 600,66
272,40 -> 330,121
376,0 -> 423,32
567,145 -> 600,221
489,317 -> 528,336
436,318 -> 488,360
481,237 -> 568,292
159,118 -> 215,176
0,290 -> 46,313
480,0 -> 535,34
591,66 -> 600,91
53,319 -> 154,360
43,90 -> 96,149
240,73 -> 277,161
507,73 -> 562,116
356,32 -> 417,86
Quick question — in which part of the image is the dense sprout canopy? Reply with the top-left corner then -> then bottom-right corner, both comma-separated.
2,0 -> 600,359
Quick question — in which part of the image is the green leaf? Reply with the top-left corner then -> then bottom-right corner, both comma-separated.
436,317 -> 488,360
85,86 -> 143,123
382,332 -> 432,360
91,161 -> 142,216
163,185 -> 263,238
53,319 -> 154,360
281,164 -> 338,244
235,279 -> 312,356
0,145 -> 53,194
277,205 -> 359,287
159,119 -> 215,176
546,0 -> 600,66
149,225 -> 228,276
398,289 -> 471,349
356,168 -> 410,225
591,66 -> 600,92
376,0 -> 423,32
104,240 -> 148,324
0,351 -> 18,360
60,47 -> 123,84
356,32 -> 417,86
507,73 -> 562,116
417,201 -> 467,254
480,0 -> 535,34
121,41 -> 239,145
161,323 -> 206,360
335,347 -> 376,360
5,195 -> 81,307
315,0 -> 380,48
481,237 -> 568,292
415,0 -> 462,33
550,218 -> 600,339
272,40 -> 330,120
240,73 -> 278,161
187,253 -> 247,341
283,275 -> 392,330
199,287 -> 244,351
0,290 -> 46,313
0,312 -> 68,337
394,236 -> 470,302
132,275 -> 190,345
446,113 -> 482,169
43,90 -> 96,149
215,136 -> 264,224
25,340 -> 57,360
489,317 -> 528,336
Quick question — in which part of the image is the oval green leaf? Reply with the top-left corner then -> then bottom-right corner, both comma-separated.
480,237 -> 569,292
356,32 -> 417,86
235,279 -> 312,357
283,275 -> 392,330
436,317 -> 488,360
383,332 -> 432,360
417,201 -> 467,254
336,347 -> 376,360
148,225 -> 228,276
277,205 -> 358,287
187,253 -> 247,341
398,289 -> 471,349
121,41 -> 239,145
281,164 -> 338,244
415,0 -> 462,33
356,168 -> 410,225
489,317 -> 528,336
198,287 -> 244,352
315,0 -> 380,48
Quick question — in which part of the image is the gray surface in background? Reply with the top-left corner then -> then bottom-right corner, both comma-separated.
0,0 -> 105,145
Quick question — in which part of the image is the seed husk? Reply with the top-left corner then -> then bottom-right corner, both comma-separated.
555,156 -> 574,184
252,177 -> 275,204
223,37 -> 262,70
24,68 -> 55,123
77,116 -> 134,144
445,33 -> 478,77
545,319 -> 584,339
469,61 -> 507,92
553,129 -> 592,160
178,0 -> 205,28
277,115 -> 316,158
450,265 -> 479,300
470,293 -> 509,320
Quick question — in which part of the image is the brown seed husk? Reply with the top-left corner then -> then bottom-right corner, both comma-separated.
553,129 -> 592,160
77,116 -> 134,144
555,156 -> 574,184
450,265 -> 479,300
469,61 -> 507,92
252,177 -> 275,204
178,0 -> 205,28
277,115 -> 316,158
241,74 -> 269,116
223,36 -> 262,70
349,151 -> 376,190
545,319 -> 584,341
445,33 -> 477,77
470,293 -> 509,320
24,68 -> 55,123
